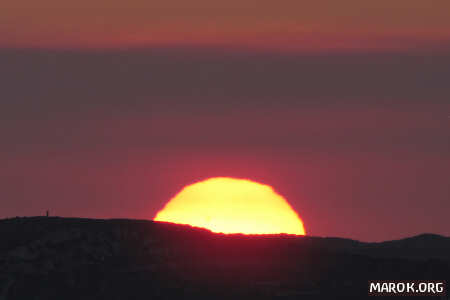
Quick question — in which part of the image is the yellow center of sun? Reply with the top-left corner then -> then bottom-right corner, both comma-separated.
154,177 -> 306,235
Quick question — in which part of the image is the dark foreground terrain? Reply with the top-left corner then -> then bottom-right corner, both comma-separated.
0,217 -> 449,300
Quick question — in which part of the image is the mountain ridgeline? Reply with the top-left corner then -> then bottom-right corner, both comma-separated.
0,217 -> 449,299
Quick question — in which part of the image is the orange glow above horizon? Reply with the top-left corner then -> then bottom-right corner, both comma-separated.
154,177 -> 306,235
2,0 -> 450,51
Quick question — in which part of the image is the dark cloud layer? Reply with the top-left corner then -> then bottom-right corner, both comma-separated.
1,48 -> 449,115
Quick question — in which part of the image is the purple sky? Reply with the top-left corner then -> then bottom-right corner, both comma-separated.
1,48 -> 449,242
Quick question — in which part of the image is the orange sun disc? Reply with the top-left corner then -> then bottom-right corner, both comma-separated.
154,177 -> 306,235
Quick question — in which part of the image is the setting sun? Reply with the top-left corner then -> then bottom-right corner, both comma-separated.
154,177 -> 305,235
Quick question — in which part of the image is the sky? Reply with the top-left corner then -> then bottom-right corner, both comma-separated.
1,0 -> 449,241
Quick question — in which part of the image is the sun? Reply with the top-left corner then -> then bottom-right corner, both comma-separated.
154,177 -> 306,235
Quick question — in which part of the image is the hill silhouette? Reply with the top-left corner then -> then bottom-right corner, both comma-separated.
0,217 -> 448,299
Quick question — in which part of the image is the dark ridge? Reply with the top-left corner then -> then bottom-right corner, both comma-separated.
0,217 -> 448,300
